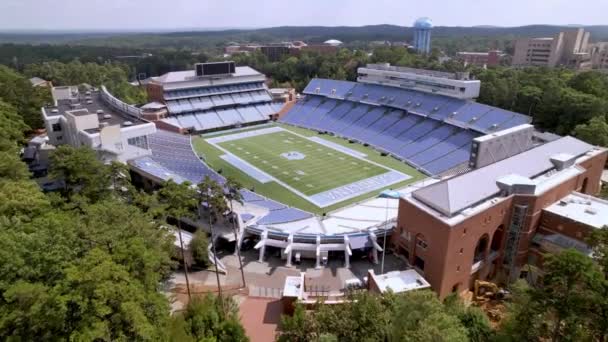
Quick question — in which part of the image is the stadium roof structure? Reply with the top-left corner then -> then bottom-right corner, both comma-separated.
152,66 -> 264,85
411,136 -> 596,217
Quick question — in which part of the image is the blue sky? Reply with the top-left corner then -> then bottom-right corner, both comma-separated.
1,0 -> 606,30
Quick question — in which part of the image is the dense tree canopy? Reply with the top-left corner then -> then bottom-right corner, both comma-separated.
23,60 -> 147,104
278,290 -> 489,342
0,65 -> 245,340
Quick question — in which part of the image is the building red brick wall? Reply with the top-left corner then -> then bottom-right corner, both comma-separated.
393,149 -> 607,299
146,83 -> 165,103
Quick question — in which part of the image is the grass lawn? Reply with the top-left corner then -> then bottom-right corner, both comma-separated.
217,130 -> 387,196
192,123 -> 426,214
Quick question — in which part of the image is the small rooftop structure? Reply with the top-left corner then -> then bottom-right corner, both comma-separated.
282,273 -> 305,299
368,269 -> 431,294
544,192 -> 608,229
29,77 -> 50,87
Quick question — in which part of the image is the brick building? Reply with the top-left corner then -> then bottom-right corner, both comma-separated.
392,136 -> 607,298
457,50 -> 504,67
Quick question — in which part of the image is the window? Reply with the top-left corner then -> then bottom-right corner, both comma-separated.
459,248 -> 464,254
416,236 -> 428,250
456,266 -> 461,272
52,123 -> 62,132
127,135 -> 149,150
401,230 -> 411,241
414,256 -> 425,271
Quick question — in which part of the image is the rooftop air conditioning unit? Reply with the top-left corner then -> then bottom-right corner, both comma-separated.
103,114 -> 112,119
97,110 -> 104,114
99,122 -> 109,128
51,109 -> 59,114
407,100 -> 412,105
86,100 -> 93,105
363,94 -> 369,98
585,207 -> 597,215
346,91 -> 353,96
491,124 -> 499,130
123,121 -> 133,126
415,102 -> 421,107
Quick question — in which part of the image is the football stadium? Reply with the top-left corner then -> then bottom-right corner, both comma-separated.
42,61 -> 606,272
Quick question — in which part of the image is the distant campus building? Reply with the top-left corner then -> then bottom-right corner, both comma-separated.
457,50 -> 505,67
512,28 -> 593,69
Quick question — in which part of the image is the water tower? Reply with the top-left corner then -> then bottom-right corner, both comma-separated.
413,17 -> 433,54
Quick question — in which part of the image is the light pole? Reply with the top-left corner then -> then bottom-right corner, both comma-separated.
381,194 -> 389,275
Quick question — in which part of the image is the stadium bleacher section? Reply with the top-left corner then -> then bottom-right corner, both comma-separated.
131,129 -> 312,225
280,78 -> 532,176
160,81 -> 282,132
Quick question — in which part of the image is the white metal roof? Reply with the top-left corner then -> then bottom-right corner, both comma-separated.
370,269 -> 430,293
155,66 -> 262,84
412,136 -> 596,217
544,192 -> 608,229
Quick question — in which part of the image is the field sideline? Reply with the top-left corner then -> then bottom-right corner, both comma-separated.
192,123 -> 426,214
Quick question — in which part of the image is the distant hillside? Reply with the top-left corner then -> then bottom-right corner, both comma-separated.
2,24 -> 608,49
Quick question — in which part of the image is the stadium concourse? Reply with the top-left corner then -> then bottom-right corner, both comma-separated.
128,63 -> 542,267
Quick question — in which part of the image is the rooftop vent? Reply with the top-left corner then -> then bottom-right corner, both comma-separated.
407,100 -> 412,105
433,106 -> 439,111
99,122 -> 109,128
103,114 -> 112,119
491,123 -> 499,130
51,109 -> 59,114
585,207 -> 597,215
331,88 -> 336,95
346,91 -> 353,96
86,100 -> 93,105
96,110 -> 104,114
70,103 -> 81,109
363,94 -> 369,99
449,111 -> 457,118
315,87 -> 321,94
415,102 -> 421,107
470,116 -> 478,123
123,121 -> 133,126
85,91 -> 91,96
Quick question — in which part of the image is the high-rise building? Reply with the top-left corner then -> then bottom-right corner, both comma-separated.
512,28 -> 592,69
413,17 -> 433,54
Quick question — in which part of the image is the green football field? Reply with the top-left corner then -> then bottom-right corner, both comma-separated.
217,130 -> 387,196
192,123 -> 425,214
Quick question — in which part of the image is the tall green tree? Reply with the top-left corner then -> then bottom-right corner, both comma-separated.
225,176 -> 246,288
49,145 -> 111,203
574,116 -> 608,147
197,176 -> 228,309
157,180 -> 199,301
